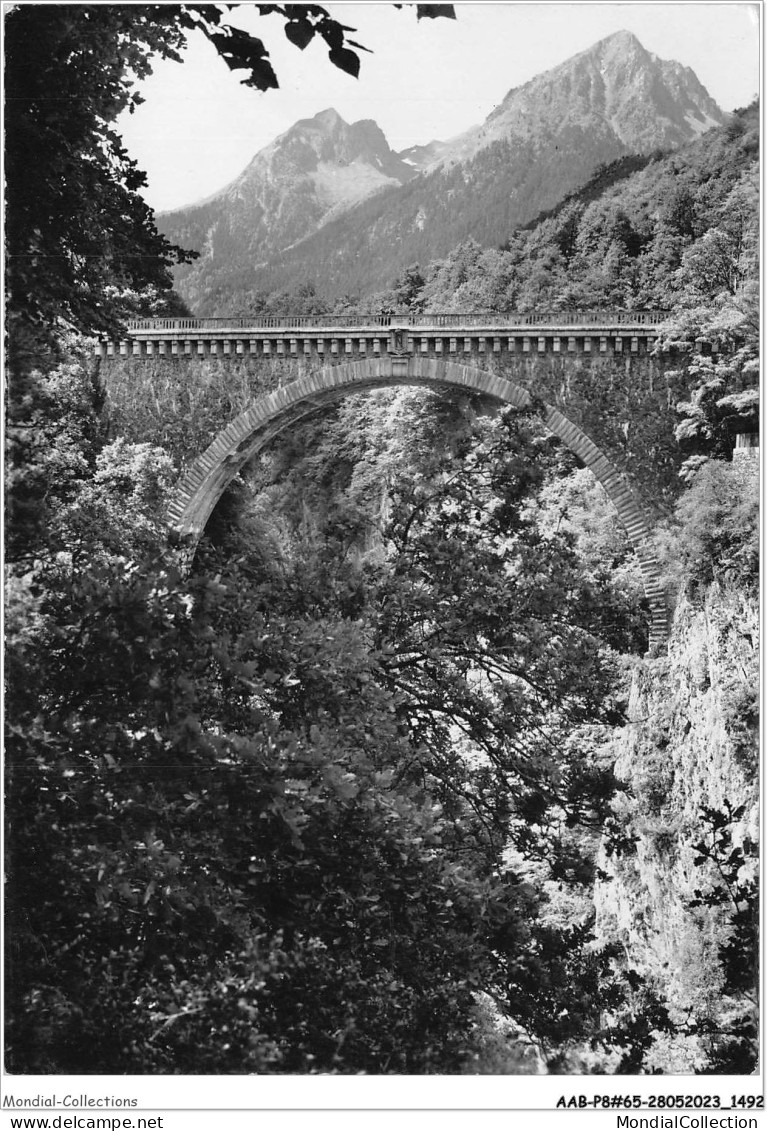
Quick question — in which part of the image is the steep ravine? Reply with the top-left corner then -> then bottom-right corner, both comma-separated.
596,581 -> 759,1072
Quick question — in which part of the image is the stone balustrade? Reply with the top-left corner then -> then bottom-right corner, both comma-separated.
96,312 -> 672,360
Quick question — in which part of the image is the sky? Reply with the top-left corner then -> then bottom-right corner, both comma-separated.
116,2 -> 762,212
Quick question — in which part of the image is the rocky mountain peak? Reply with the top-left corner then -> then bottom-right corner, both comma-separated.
157,106 -> 415,297
592,28 -> 648,58
311,106 -> 344,129
436,30 -> 724,166
261,108 -> 413,181
159,31 -> 728,312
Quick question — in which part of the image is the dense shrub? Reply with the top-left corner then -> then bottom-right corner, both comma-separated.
671,458 -> 758,592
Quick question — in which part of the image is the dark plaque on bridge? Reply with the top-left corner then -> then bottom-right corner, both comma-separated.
388,327 -> 410,356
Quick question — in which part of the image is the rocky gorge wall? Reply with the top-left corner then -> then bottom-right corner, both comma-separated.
596,581 -> 759,1072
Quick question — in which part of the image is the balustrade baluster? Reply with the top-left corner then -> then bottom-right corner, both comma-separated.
115,309 -> 669,359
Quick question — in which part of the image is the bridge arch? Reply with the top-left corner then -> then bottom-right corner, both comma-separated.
168,356 -> 668,647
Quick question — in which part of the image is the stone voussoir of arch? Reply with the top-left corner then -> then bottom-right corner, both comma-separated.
168,356 -> 669,650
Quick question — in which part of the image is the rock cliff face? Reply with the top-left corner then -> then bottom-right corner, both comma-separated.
597,582 -> 758,1072
413,30 -> 722,172
158,30 -> 725,312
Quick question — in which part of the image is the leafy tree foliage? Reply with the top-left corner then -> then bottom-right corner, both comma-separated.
6,372 -> 659,1072
656,458 -> 758,595
5,4 -> 758,1075
5,2 -> 412,354
411,106 -> 758,319
5,556 -> 519,1073
7,1 -> 635,1075
689,803 -> 758,993
6,6 -> 189,359
685,799 -> 759,1077
5,342 -> 105,562
209,390 -> 647,911
4,2 -> 454,561
5,341 -> 179,571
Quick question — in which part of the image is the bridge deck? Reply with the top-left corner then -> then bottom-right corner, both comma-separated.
126,309 -> 667,332
101,310 -> 669,359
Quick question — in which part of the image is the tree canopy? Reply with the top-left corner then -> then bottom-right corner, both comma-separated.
4,2 -> 456,557
4,2 -> 758,1077
5,3 -> 454,356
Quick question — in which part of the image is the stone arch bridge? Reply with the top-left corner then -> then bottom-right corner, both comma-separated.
102,311 -> 686,649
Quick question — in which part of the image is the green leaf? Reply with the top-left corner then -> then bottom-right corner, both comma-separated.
284,19 -> 315,51
207,30 -> 279,91
328,46 -> 360,78
416,4 -> 457,18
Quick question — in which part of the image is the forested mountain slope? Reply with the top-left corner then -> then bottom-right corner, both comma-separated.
159,30 -> 725,313
159,108 -> 416,310
357,101 -> 758,317
351,102 -> 759,475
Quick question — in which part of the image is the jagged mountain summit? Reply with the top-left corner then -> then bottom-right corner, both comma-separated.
405,30 -> 722,172
159,30 -> 726,312
160,107 -> 416,305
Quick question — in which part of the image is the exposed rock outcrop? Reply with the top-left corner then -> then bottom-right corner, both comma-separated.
597,581 -> 758,1072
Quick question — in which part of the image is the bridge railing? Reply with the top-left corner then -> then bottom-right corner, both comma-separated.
126,310 -> 669,332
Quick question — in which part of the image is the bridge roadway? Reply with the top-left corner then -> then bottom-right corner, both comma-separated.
99,309 -> 669,359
